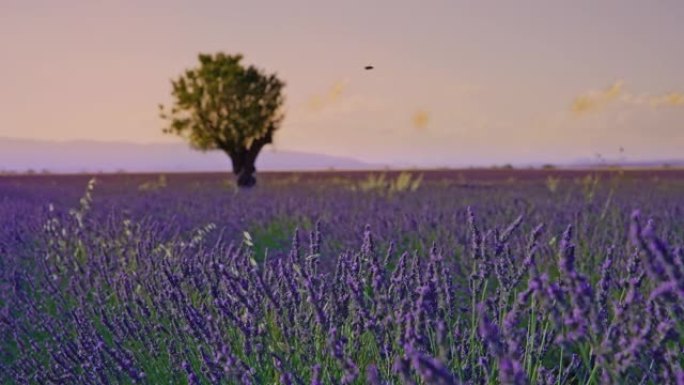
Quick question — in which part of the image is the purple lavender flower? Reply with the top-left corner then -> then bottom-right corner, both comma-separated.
310,364 -> 322,385
405,344 -> 459,385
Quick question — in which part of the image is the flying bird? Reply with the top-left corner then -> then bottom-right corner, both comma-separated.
364,65 -> 374,70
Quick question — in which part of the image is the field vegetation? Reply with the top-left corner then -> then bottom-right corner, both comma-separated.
2,169 -> 684,384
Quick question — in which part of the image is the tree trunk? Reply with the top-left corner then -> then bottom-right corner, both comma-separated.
236,157 -> 256,188
229,152 -> 243,175
227,133 -> 272,188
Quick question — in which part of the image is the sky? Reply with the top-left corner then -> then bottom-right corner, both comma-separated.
1,0 -> 684,167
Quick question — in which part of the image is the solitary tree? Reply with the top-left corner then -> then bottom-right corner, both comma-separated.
160,53 -> 285,187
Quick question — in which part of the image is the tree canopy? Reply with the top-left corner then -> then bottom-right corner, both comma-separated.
160,53 -> 285,187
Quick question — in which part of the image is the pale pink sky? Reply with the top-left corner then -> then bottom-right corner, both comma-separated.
1,0 -> 683,166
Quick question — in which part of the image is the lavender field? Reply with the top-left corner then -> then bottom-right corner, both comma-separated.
2,170 -> 684,384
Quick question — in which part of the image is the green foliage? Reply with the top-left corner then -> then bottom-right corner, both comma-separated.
138,174 -> 167,191
246,216 -> 306,262
578,174 -> 601,202
355,173 -> 388,192
545,175 -> 561,194
160,53 -> 285,152
392,171 -> 423,192
353,172 -> 423,195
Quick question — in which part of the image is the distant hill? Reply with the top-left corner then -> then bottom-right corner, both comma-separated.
2,137 -> 682,173
0,138 -> 372,173
567,158 -> 684,169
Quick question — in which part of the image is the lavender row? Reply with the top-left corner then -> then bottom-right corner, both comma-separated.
1,176 -> 684,384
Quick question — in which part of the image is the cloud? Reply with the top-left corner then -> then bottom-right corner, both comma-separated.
412,109 -> 430,129
572,81 -> 684,115
571,80 -> 624,115
645,92 -> 684,107
288,91 -> 387,126
308,79 -> 349,111
618,90 -> 684,108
